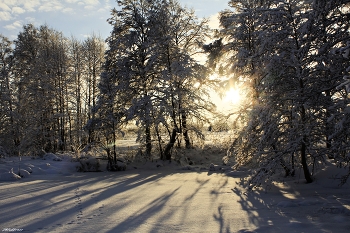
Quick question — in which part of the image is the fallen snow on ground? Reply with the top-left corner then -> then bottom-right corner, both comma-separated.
0,139 -> 350,232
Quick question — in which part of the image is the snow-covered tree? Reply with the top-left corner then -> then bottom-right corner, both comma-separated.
67,37 -> 86,149
88,68 -> 124,169
103,0 -> 164,157
82,35 -> 105,144
99,0 -> 214,161
1,25 -> 104,156
0,35 -> 16,152
11,24 -> 41,155
331,39 -> 350,184
215,0 -> 350,186
152,0 -> 213,159
10,24 -> 72,155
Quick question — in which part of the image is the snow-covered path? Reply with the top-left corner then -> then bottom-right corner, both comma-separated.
1,168 -> 350,233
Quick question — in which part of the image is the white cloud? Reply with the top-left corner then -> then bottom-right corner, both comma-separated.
82,0 -> 101,12
65,0 -> 79,3
85,0 -> 100,5
0,3 -> 11,11
97,8 -> 106,13
4,20 -> 23,30
62,7 -> 74,13
2,0 -> 17,7
38,1 -> 64,12
24,16 -> 38,24
23,0 -> 41,12
0,11 -> 12,21
12,6 -> 26,15
84,5 -> 94,10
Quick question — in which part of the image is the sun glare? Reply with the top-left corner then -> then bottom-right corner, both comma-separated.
224,88 -> 241,104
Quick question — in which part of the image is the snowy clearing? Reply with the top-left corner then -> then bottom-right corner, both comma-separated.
0,151 -> 350,233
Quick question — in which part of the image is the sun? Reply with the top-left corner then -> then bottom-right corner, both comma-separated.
224,88 -> 241,104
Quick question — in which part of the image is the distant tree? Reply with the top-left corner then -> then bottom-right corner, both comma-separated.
11,24 -> 41,155
89,68 -> 125,169
82,35 -> 105,144
0,25 -> 104,156
0,35 -> 16,152
67,37 -> 85,149
11,24 -> 71,155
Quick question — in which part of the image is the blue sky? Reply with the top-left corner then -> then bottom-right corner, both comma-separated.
0,0 -> 230,40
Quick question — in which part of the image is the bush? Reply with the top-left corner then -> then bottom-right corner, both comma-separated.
76,157 -> 101,172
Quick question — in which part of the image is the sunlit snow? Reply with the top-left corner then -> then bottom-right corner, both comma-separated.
0,135 -> 349,233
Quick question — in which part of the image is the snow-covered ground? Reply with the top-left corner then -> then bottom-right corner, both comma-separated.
0,137 -> 350,232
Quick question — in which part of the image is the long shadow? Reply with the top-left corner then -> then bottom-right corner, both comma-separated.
3,170 -> 225,233
230,186 -> 285,233
0,176 -> 94,226
230,179 -> 350,233
102,170 -> 233,233
7,167 -> 345,233
106,187 -> 181,233
16,170 -> 168,232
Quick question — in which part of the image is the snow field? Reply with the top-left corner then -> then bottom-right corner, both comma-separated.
0,155 -> 350,232
0,134 -> 349,232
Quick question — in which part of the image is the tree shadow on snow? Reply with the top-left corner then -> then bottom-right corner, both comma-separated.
3,168 -> 349,232
230,177 -> 350,233
0,170 -> 213,232
0,171 -> 169,232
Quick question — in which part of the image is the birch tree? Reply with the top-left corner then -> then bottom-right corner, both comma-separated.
0,35 -> 16,152
10,24 -> 71,155
83,35 -> 105,144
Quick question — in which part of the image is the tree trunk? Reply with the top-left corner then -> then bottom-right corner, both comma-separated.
299,77 -> 313,183
155,124 -> 164,160
164,128 -> 177,160
301,138 -> 313,183
181,112 -> 191,148
145,124 -> 152,157
325,90 -> 333,158
113,124 -> 117,165
300,105 -> 313,183
106,148 -> 113,171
